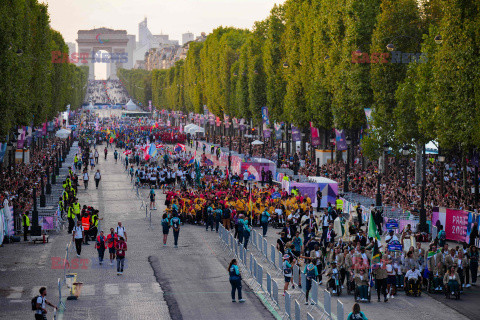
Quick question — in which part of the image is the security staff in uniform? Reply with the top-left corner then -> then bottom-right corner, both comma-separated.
22,212 -> 30,241
335,196 -> 343,212
67,204 -> 76,233
89,210 -> 102,241
58,197 -> 65,219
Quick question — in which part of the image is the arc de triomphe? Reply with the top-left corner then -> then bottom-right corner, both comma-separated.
77,28 -> 129,80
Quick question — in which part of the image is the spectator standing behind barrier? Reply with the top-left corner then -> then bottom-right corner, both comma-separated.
228,259 -> 245,303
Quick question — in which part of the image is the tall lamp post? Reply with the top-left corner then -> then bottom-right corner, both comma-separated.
419,143 -> 427,233
402,145 -> 410,185
376,173 -> 382,207
438,154 -> 445,197
330,138 -> 335,164
343,137 -> 352,193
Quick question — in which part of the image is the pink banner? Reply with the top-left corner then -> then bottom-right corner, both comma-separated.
445,208 -> 468,241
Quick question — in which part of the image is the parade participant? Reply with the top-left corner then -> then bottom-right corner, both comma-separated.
171,213 -> 181,248
104,147 -> 108,160
304,259 -> 319,305
283,254 -> 293,295
96,230 -> 107,265
115,237 -> 127,275
162,213 -> 170,246
215,205 -> 222,232
260,208 -> 270,237
94,149 -> 99,164
150,187 -> 156,210
107,228 -> 117,266
347,303 -> 368,320
243,218 -> 251,249
228,259 -> 245,303
114,150 -> 118,163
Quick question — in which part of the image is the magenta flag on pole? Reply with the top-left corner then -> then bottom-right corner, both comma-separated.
310,122 -> 320,146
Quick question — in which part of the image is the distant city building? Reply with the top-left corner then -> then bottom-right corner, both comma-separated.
182,32 -> 194,45
195,32 -> 207,42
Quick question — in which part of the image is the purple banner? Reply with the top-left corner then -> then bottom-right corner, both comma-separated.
335,129 -> 347,151
291,125 -> 301,142
263,129 -> 271,138
274,122 -> 282,140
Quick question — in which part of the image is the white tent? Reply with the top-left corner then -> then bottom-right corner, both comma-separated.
55,128 -> 71,139
125,99 -> 137,111
84,102 -> 94,111
251,140 -> 264,145
185,124 -> 204,134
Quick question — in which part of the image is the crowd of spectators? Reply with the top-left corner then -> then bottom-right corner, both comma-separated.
0,136 -> 66,228
205,134 -> 479,215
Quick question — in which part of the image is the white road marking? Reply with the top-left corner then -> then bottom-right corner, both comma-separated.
104,284 -> 120,295
6,287 -> 23,299
81,284 -> 95,296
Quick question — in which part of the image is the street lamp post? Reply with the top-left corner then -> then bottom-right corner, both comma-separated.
402,145 -> 410,186
439,155 -> 445,196
330,138 -> 335,164
419,144 -> 427,233
316,158 -> 320,177
376,173 -> 382,207
344,137 -> 352,193
40,174 -> 46,207
31,186 -> 41,236
46,166 -> 51,194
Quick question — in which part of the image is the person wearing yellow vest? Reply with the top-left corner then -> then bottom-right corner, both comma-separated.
67,205 -> 76,233
58,197 -> 65,219
89,210 -> 102,241
22,212 -> 30,241
335,196 -> 343,212
81,213 -> 91,245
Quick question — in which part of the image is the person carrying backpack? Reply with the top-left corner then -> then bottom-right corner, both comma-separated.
96,230 -> 107,265
32,287 -> 57,320
162,213 -> 170,246
171,213 -> 181,248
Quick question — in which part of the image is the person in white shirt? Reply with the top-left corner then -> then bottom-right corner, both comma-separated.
405,266 -> 422,295
83,170 -> 89,189
94,170 -> 101,189
116,221 -> 127,241
385,230 -> 399,244
35,287 -> 57,318
73,220 -> 84,257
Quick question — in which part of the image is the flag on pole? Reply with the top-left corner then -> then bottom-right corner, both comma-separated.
368,210 -> 380,241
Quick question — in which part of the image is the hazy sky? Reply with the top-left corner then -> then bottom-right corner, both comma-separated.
41,0 -> 284,44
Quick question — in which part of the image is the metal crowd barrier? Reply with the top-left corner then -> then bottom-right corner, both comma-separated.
217,225 -> 343,320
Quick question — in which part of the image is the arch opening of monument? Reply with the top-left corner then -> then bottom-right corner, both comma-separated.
77,28 -> 129,80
